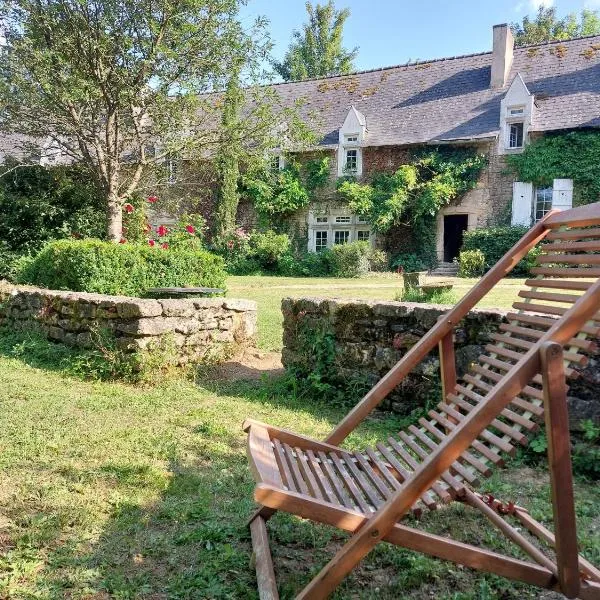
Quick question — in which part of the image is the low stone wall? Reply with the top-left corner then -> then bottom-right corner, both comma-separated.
0,282 -> 257,364
282,297 -> 600,429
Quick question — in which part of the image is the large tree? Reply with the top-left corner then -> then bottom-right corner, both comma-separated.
274,0 -> 358,82
0,0 -> 275,241
511,7 -> 600,46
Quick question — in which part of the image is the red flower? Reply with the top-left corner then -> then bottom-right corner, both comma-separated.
185,224 -> 195,234
147,195 -> 158,204
157,225 -> 168,237
148,239 -> 156,247
119,238 -> 127,244
124,203 -> 134,213
161,242 -> 169,250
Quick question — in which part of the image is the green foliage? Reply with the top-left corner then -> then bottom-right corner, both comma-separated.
0,163 -> 104,253
336,147 -> 486,259
273,0 -> 358,81
17,239 -> 226,296
461,226 -> 539,277
507,131 -> 600,205
0,0 -> 280,239
368,249 -> 389,272
327,241 -> 371,277
390,253 -> 427,273
247,231 -> 291,270
510,6 -> 600,46
243,157 -> 329,218
398,287 -> 459,304
276,250 -> 332,277
121,195 -> 148,244
458,249 -> 485,278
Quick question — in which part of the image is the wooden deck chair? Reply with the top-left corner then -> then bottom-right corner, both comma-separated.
243,202 -> 600,600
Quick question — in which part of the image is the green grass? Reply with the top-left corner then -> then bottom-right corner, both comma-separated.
0,331 -> 598,599
227,275 -> 526,351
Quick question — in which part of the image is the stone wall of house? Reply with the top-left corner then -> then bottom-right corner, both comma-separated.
282,297 -> 600,430
0,283 -> 257,364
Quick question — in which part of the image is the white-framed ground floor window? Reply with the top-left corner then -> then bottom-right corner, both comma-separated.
308,211 -> 373,252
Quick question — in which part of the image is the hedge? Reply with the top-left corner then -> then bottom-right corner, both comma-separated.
461,225 -> 538,277
17,239 -> 226,296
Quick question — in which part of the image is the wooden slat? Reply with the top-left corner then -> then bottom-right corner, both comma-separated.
455,384 -> 537,432
499,323 -> 596,351
519,289 -> 581,304
386,437 -> 453,502
341,451 -> 383,508
448,394 -> 528,445
463,373 -> 544,418
418,417 -> 494,474
546,226 -> 600,240
408,425 -> 478,485
540,342 -> 581,598
486,340 -> 587,367
306,449 -> 335,502
542,240 -> 600,252
329,452 -> 370,513
273,439 -> 296,492
398,431 -> 465,493
537,254 -> 600,265
419,418 -> 492,477
364,448 -> 401,492
295,447 -> 324,500
435,404 -> 515,455
375,442 -> 441,508
439,330 -> 457,400
544,203 -> 600,229
512,301 -> 568,317
317,451 -> 354,509
247,425 -> 283,488
479,353 -> 577,380
530,266 -> 600,278
524,278 -> 592,291
354,452 -> 394,500
282,443 -> 309,495
506,311 -> 600,337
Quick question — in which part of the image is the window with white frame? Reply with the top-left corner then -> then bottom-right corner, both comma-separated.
534,186 -> 553,222
345,135 -> 358,143
345,149 -> 358,173
357,230 -> 370,242
334,230 -> 350,245
315,216 -> 328,224
508,122 -> 524,149
334,216 -> 351,224
271,154 -> 285,171
315,230 -> 328,252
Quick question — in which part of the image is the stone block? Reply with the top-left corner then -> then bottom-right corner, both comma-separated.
159,300 -> 197,317
222,299 -> 257,312
48,326 -> 65,341
117,300 -> 163,319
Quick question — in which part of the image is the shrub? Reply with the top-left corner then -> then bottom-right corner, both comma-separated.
17,239 -> 226,296
390,252 -> 427,273
0,163 -> 105,253
328,241 -> 371,278
247,230 -> 291,270
458,249 -> 485,278
277,250 -> 331,277
461,225 -> 537,276
397,286 -> 459,304
368,249 -> 389,272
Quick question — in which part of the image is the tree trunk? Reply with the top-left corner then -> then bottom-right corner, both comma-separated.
106,192 -> 123,242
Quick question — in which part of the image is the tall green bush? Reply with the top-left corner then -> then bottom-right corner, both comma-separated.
461,225 -> 538,276
458,249 -> 485,278
328,241 -> 371,278
17,239 -> 226,296
0,163 -> 105,253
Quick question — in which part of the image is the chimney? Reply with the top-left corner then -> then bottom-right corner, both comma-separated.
490,24 -> 514,88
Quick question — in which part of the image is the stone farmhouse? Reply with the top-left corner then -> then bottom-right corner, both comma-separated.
259,24 -> 600,265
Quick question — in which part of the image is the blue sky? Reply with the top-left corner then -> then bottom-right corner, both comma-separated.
240,0 -> 600,73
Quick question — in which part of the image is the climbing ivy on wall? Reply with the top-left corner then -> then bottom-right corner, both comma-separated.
507,131 -> 600,205
242,156 -> 330,218
336,147 -> 487,263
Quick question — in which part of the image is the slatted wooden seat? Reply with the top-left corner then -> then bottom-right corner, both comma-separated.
244,203 -> 600,600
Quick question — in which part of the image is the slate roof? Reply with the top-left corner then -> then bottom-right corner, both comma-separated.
270,34 -> 600,147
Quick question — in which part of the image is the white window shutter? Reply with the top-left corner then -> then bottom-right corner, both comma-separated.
307,227 -> 315,252
511,181 -> 533,226
552,179 -> 573,211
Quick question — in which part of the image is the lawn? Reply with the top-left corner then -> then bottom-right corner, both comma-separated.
227,274 -> 526,351
0,332 -> 599,599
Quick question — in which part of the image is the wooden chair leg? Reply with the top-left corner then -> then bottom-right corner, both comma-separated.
439,329 -> 457,401
249,514 -> 279,600
540,341 -> 581,599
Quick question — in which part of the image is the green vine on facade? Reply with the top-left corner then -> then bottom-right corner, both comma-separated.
243,156 -> 330,217
336,147 -> 487,262
507,131 -> 600,205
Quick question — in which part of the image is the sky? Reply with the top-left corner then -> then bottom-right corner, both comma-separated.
239,0 -> 600,74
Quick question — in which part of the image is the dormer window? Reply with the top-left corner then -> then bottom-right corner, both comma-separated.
345,135 -> 358,143
508,106 -> 524,117
508,122 -> 524,149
